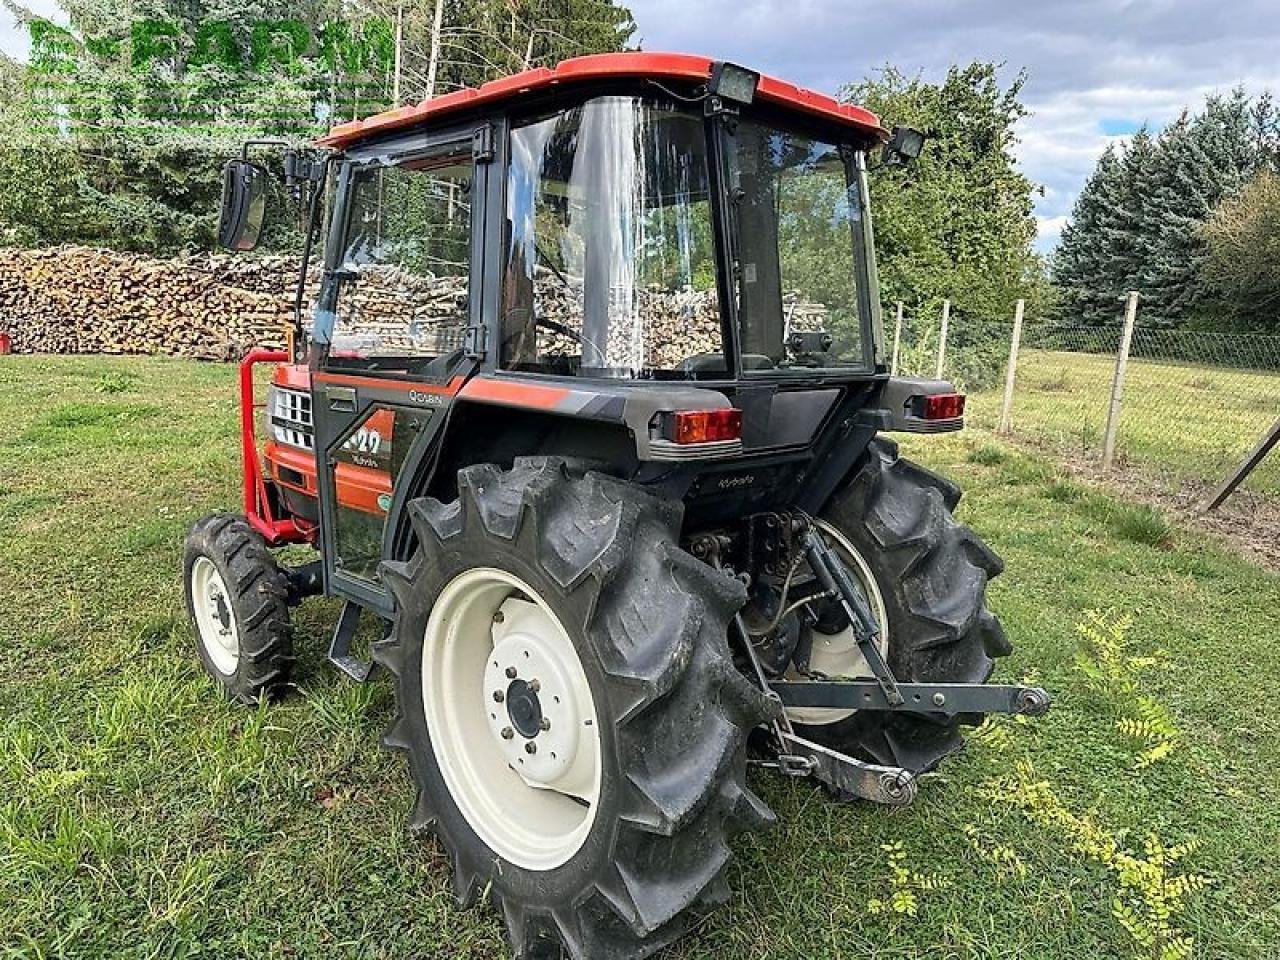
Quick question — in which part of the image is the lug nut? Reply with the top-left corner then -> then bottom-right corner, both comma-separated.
529,678 -> 540,693
524,742 -> 537,755
932,693 -> 946,707
540,718 -> 551,731
493,690 -> 504,703
501,727 -> 514,740
505,666 -> 517,679
493,611 -> 505,623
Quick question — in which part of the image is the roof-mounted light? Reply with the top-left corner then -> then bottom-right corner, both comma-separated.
882,125 -> 926,166
708,61 -> 759,105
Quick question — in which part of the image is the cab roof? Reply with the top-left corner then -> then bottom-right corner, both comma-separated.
318,51 -> 886,150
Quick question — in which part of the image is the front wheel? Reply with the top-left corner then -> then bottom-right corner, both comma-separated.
793,438 -> 1011,774
375,458 -> 774,959
183,514 -> 294,704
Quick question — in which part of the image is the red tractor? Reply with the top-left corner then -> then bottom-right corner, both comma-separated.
187,53 -> 1048,959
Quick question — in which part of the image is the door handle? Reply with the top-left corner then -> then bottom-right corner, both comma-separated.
326,386 -> 357,412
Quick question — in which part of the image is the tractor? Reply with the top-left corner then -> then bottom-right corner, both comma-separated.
186,52 -> 1049,959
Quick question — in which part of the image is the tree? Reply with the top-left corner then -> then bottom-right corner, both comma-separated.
843,63 -> 1040,324
1053,88 -> 1278,330
1200,168 -> 1280,331
0,0 -> 635,253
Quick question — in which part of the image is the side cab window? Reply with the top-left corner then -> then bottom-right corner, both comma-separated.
322,152 -> 474,378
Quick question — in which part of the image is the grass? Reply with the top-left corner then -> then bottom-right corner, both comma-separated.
3,355 -> 1280,959
964,348 -> 1280,495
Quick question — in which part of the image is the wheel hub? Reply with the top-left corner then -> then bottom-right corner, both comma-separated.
208,590 -> 232,636
483,602 -> 587,789
505,678 -> 545,739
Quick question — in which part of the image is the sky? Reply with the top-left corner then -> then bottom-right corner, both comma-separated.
3,1 -> 1277,255
625,0 -> 1280,254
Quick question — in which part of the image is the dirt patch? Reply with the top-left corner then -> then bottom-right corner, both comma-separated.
1010,436 -> 1280,573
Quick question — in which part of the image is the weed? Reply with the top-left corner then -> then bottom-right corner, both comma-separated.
988,761 -> 1207,960
1043,477 -> 1084,502
1076,611 -> 1180,768
967,443 -> 1008,466
1112,504 -> 1172,547
865,841 -> 950,920
94,371 -> 138,394
1035,371 -> 1071,392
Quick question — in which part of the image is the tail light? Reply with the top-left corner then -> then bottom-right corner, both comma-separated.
915,393 -> 965,421
664,409 -> 743,444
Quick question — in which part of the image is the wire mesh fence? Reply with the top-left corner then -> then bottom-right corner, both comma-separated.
889,300 -> 1280,498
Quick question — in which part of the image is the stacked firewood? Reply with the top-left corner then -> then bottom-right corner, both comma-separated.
0,247 -> 295,360
0,246 -> 833,366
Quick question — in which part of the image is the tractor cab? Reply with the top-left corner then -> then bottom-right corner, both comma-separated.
221,54 -> 947,618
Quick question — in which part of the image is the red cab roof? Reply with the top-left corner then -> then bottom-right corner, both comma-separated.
318,51 -> 886,149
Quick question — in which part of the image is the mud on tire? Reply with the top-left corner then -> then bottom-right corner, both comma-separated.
374,457 -> 775,960
798,438 -> 1012,774
183,513 -> 294,704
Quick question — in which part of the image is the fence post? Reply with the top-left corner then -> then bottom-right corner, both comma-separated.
998,298 -> 1025,435
890,301 -> 903,376
935,299 -> 950,379
1102,291 -> 1139,470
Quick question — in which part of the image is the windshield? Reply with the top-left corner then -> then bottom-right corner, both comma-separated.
730,120 -> 870,370
500,96 -> 724,379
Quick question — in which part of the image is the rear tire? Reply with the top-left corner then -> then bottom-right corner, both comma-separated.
183,514 -> 294,704
375,458 -> 774,959
796,438 -> 1011,774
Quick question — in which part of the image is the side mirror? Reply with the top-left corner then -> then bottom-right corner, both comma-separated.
881,126 -> 926,167
218,160 -> 268,251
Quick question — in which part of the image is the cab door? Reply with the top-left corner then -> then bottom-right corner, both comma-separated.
310,131 -> 485,614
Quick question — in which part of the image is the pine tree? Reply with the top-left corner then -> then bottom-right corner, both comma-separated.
1140,92 -> 1258,327
1056,89 -> 1273,330
1053,145 -> 1125,325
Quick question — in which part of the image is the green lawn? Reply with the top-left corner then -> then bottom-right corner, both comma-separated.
965,348 -> 1280,495
3,355 -> 1279,959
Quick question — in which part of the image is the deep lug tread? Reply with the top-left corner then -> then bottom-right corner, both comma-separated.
183,513 -> 294,704
381,459 -> 772,959
799,438 -> 1010,776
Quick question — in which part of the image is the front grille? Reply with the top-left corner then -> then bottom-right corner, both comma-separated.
270,388 -> 314,450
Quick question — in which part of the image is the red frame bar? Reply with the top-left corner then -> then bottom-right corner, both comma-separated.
240,349 -> 314,546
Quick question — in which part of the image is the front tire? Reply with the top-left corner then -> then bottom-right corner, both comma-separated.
795,438 -> 1011,774
183,514 -> 294,704
375,458 -> 774,959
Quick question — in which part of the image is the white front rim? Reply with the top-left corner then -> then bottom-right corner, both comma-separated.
423,567 -> 602,872
191,556 -> 239,675
784,519 -> 890,726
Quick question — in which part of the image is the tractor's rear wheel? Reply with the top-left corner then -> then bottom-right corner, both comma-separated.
375,458 -> 774,960
793,438 -> 1011,775
183,514 -> 294,704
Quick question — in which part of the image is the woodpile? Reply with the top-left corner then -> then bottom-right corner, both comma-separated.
0,246 -> 296,360
0,245 -> 833,368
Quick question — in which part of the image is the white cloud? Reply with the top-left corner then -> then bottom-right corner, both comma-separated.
628,0 -> 1280,252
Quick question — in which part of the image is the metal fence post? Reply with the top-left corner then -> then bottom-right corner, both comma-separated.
998,298 -> 1025,435
935,299 -> 950,379
1102,291 -> 1139,470
890,301 -> 903,376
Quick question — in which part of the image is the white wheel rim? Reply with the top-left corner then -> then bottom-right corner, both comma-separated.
422,567 -> 602,872
784,519 -> 890,726
191,556 -> 239,675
